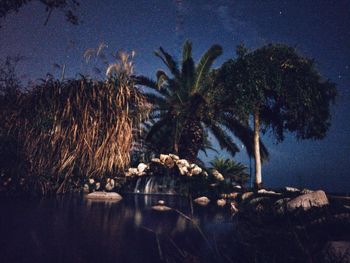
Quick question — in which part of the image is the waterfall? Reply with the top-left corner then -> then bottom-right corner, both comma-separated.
144,177 -> 154,194
131,176 -> 177,194
134,178 -> 142,193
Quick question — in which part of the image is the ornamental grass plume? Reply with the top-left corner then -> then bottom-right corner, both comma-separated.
4,51 -> 149,194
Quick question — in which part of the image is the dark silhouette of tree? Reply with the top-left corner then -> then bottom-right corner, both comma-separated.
0,0 -> 79,27
136,41 -> 268,163
217,43 -> 337,189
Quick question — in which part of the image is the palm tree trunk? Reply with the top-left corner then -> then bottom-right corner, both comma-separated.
253,110 -> 262,190
178,120 -> 203,162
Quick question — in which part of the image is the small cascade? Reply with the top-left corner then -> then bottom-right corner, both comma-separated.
130,176 -> 177,195
144,177 -> 155,194
134,178 -> 142,193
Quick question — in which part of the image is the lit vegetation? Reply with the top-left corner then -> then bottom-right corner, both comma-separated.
0,53 -> 148,194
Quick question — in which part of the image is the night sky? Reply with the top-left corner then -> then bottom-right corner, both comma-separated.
0,0 -> 349,192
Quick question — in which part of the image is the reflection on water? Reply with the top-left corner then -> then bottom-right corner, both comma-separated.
0,194 -> 233,263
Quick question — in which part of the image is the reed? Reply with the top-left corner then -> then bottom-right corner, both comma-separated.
4,52 -> 149,194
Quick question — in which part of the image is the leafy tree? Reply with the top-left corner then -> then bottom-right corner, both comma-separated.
217,44 -> 337,189
210,156 -> 249,186
136,41 -> 268,163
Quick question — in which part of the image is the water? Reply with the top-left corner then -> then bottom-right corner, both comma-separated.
132,176 -> 179,195
0,194 -> 233,263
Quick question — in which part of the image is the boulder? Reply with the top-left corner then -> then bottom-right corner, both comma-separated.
194,196 -> 210,206
126,168 -> 138,177
258,189 -> 281,196
221,192 -> 239,199
300,188 -> 314,194
85,191 -> 122,201
323,241 -> 350,263
284,186 -> 300,193
151,158 -> 161,164
137,163 -> 148,173
287,190 -> 329,211
169,154 -> 180,161
190,165 -> 202,175
164,156 -> 175,168
212,169 -> 224,181
249,197 -> 270,205
105,178 -> 115,191
241,191 -> 254,201
217,199 -> 226,207
158,200 -> 165,205
274,198 -> 291,215
152,205 -> 172,211
230,201 -> 239,213
159,154 -> 170,163
176,159 -> 190,175
83,184 -> 89,193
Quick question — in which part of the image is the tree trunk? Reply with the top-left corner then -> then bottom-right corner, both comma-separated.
178,120 -> 203,163
253,110 -> 262,190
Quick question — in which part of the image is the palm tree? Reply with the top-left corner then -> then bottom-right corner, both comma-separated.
210,157 -> 249,186
135,41 -> 269,163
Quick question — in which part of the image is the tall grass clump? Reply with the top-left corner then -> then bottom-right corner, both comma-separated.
1,52 -> 149,194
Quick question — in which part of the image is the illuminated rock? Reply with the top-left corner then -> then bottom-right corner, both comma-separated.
85,191 -> 122,201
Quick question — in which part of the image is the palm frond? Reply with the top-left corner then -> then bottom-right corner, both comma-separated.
193,44 -> 223,93
207,121 -> 239,157
155,47 -> 180,79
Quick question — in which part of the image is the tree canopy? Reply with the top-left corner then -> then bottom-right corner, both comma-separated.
216,43 -> 337,188
136,41 -> 269,162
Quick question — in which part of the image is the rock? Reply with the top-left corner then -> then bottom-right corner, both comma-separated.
274,198 -> 291,215
152,205 -> 172,211
85,191 -> 122,201
83,184 -> 89,193
169,154 -> 180,161
323,241 -> 350,263
194,196 -> 210,206
158,200 -> 165,205
287,190 -> 329,211
190,165 -> 202,175
176,159 -> 190,168
137,163 -> 148,173
230,202 -> 239,213
164,156 -> 175,168
229,192 -> 239,199
300,188 -> 314,194
258,189 -> 282,196
221,192 -> 239,199
212,169 -> 224,181
105,178 -> 115,191
159,154 -> 169,163
249,197 -> 270,205
176,159 -> 190,175
151,158 -> 161,164
284,186 -> 300,193
217,199 -> 226,207
241,191 -> 254,200
126,168 -> 138,177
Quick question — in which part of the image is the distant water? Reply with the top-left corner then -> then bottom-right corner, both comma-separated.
0,194 -> 233,263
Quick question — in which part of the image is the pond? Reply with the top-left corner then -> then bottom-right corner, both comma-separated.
0,194 -> 235,263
